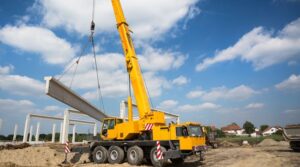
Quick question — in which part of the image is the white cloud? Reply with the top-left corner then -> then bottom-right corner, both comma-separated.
196,17 -> 300,71
44,105 -> 64,112
59,50 -> 173,98
178,102 -> 220,112
139,46 -> 187,72
0,65 -> 14,75
275,74 -> 300,90
284,109 -> 300,113
172,75 -> 189,86
186,90 -> 204,99
38,0 -> 200,40
245,103 -> 264,109
0,25 -> 75,65
0,74 -> 44,96
0,99 -> 37,113
186,85 -> 257,101
157,100 -> 178,110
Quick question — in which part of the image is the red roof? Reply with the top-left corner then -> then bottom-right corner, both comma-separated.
221,124 -> 241,131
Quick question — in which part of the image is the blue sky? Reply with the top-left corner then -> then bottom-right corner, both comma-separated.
0,0 -> 300,135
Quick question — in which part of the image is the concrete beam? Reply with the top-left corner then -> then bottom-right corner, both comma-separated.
45,76 -> 108,122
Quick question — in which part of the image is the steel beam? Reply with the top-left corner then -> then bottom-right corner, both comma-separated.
44,76 -> 108,121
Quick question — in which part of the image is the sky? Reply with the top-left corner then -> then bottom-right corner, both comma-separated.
0,0 -> 300,135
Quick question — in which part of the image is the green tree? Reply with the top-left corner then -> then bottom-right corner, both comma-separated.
260,125 -> 269,132
243,121 -> 255,134
216,129 -> 225,138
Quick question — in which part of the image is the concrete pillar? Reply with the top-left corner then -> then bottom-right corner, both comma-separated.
13,124 -> 18,141
0,118 -> 3,133
177,117 -> 180,124
72,125 -> 76,143
29,126 -> 33,142
52,124 -> 56,143
59,122 -> 63,143
35,122 -> 40,142
23,114 -> 31,142
120,100 -> 126,118
62,109 -> 70,143
93,123 -> 97,136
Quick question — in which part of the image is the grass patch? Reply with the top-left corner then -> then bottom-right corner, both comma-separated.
217,134 -> 284,145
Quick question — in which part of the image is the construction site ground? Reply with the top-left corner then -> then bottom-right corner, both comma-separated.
0,139 -> 299,167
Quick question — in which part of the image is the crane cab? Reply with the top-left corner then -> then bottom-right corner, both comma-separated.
174,123 -> 206,151
101,117 -> 124,140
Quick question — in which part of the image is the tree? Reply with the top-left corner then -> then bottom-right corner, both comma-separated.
216,129 -> 225,138
260,125 -> 269,132
243,121 -> 255,135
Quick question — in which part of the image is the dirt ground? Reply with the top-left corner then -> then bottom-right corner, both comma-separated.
0,140 -> 299,167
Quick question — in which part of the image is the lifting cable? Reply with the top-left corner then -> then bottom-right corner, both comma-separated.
57,0 -> 106,113
90,0 -> 106,113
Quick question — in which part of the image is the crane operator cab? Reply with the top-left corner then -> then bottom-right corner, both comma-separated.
175,123 -> 206,157
101,117 -> 124,140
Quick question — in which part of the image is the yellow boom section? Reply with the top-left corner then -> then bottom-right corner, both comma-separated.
111,0 -> 151,119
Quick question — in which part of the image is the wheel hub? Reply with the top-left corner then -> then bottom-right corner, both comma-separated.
110,150 -> 119,160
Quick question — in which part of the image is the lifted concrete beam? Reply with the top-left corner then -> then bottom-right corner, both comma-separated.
45,76 -> 108,122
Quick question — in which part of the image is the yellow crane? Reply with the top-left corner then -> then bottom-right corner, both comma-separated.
88,0 -> 207,166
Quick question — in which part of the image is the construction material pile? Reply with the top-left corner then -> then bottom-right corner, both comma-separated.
0,143 -> 30,150
257,139 -> 286,147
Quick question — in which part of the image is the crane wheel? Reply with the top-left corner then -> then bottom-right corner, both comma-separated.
108,146 -> 125,164
127,145 -> 144,165
92,146 -> 108,164
150,146 -> 167,167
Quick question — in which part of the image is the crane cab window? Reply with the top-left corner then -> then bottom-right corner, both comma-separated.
176,126 -> 189,137
108,119 -> 115,129
116,119 -> 123,124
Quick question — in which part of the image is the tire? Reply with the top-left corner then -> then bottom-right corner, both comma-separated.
108,146 -> 125,164
127,145 -> 144,165
150,146 -> 167,167
170,157 -> 184,165
92,146 -> 108,164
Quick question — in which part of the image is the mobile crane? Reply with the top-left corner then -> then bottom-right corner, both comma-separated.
45,0 -> 206,166
87,0 -> 206,166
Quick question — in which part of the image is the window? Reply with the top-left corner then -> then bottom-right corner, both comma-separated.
116,119 -> 123,124
108,119 -> 115,130
188,126 -> 202,137
176,126 -> 189,137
